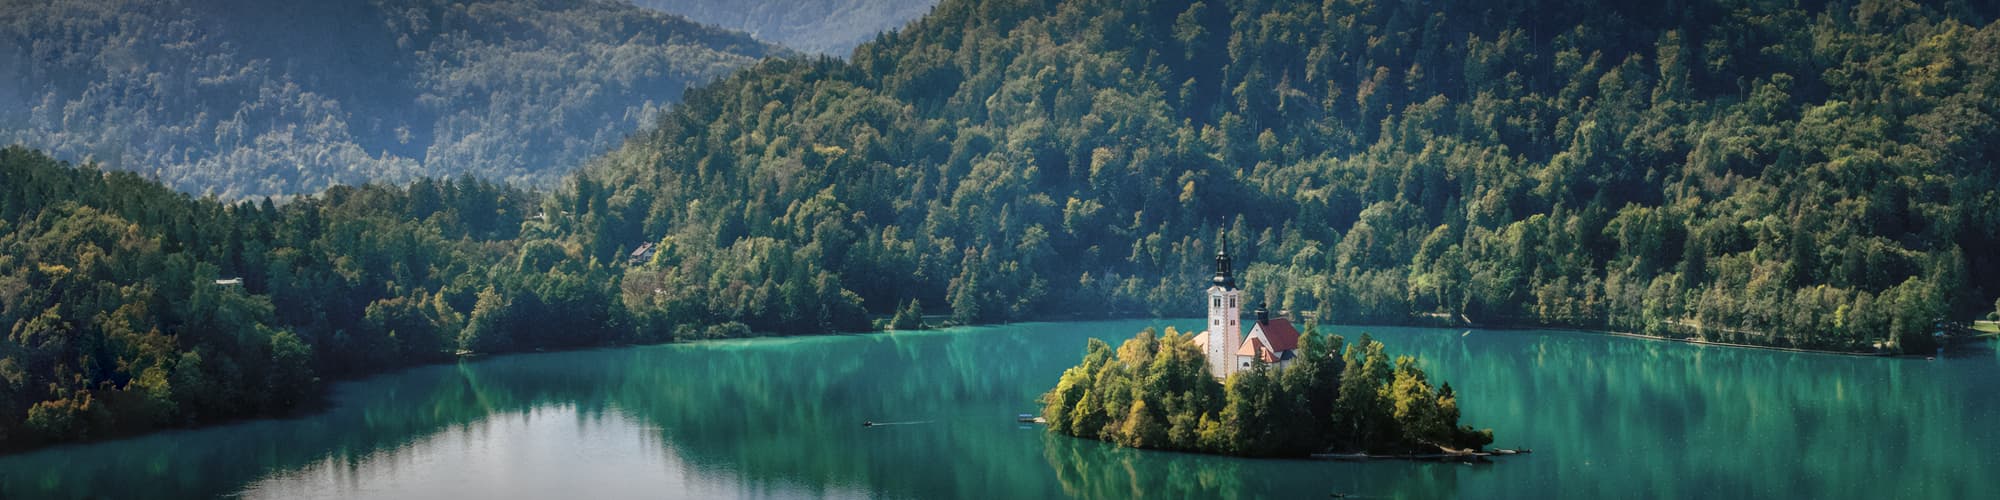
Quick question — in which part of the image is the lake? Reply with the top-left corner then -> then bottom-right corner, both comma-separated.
1,319 -> 1993,499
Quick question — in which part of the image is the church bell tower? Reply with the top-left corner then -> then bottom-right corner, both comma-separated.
1205,245 -> 1243,378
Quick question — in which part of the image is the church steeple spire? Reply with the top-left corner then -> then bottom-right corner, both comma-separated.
1212,236 -> 1235,290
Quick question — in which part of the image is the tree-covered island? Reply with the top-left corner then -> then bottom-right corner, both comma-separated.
1041,251 -> 1491,458
1042,327 -> 1492,458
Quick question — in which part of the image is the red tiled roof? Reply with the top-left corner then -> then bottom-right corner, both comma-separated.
1258,318 -> 1301,352
1236,336 -> 1263,357
1236,336 -> 1284,363
1191,332 -> 1210,350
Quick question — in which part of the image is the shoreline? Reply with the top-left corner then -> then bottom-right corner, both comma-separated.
1576,329 -> 1896,357
883,316 -> 1923,360
894,314 -> 1959,360
1282,312 -> 1921,358
0,315 -> 1924,455
1458,325 -> 1899,358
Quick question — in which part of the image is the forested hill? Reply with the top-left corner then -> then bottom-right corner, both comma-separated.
7,0 -> 2000,454
628,0 -> 939,56
0,146 -> 640,449
571,0 -> 2000,352
0,0 -> 781,198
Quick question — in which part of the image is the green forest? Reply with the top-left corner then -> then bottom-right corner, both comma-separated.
1041,327 -> 1492,457
5,0 -> 2000,453
0,0 -> 780,198
629,0 -> 939,55
0,147 -> 638,449
583,0 -> 2000,353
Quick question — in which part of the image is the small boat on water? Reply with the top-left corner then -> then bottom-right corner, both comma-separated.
1017,414 -> 1046,424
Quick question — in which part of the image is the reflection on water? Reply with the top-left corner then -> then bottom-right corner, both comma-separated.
1038,430 -> 1465,499
0,320 -> 1995,499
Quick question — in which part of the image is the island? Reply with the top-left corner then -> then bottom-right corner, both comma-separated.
1041,249 -> 1494,458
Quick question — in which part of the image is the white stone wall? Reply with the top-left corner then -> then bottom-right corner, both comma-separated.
1206,285 -> 1241,378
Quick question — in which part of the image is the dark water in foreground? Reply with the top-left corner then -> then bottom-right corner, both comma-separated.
1,320 -> 1993,499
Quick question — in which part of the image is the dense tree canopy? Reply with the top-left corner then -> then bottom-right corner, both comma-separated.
1040,327 -> 1491,457
0,147 -> 632,449
0,0 -> 781,198
577,0 -> 2000,353
6,0 -> 2000,453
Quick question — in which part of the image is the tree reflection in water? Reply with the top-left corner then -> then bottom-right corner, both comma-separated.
2,320 -> 1997,499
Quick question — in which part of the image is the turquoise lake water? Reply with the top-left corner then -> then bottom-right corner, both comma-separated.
1,319 -> 1993,499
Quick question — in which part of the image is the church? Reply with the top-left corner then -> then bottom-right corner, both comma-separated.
1189,247 -> 1302,379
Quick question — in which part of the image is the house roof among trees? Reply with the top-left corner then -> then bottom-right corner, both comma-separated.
1257,318 -> 1301,352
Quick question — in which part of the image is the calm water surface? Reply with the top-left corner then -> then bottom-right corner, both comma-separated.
1,320 -> 1993,499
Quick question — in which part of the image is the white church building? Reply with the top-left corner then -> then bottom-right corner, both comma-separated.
1189,247 -> 1302,379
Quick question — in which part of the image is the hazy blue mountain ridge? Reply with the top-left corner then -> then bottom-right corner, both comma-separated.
628,0 -> 938,55
0,0 -> 783,198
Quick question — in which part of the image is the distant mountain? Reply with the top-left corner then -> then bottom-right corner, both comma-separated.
0,0 -> 782,198
627,0 -> 937,55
